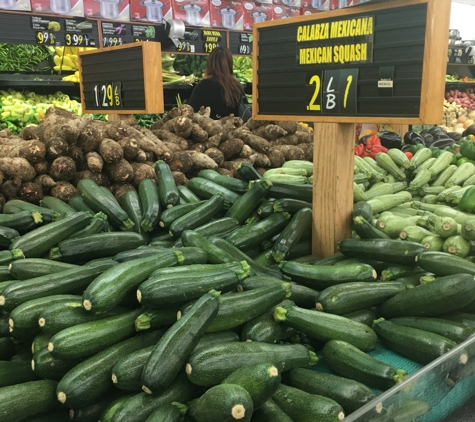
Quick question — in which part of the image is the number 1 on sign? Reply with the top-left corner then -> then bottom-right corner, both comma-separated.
308,75 -> 321,111
343,75 -> 353,109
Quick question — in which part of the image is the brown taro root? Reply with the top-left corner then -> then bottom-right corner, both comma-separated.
105,121 -> 129,141
135,150 -> 147,163
77,124 -> 102,153
205,148 -> 224,167
152,130 -> 188,151
50,156 -> 76,182
218,138 -> 244,160
36,107 -> 88,144
268,149 -> 286,168
245,118 -> 273,131
0,171 -> 3,188
172,171 -> 188,186
189,143 -> 206,153
188,151 -> 219,170
86,152 -> 104,173
99,138 -> 124,164
193,114 -> 224,137
35,174 -> 56,190
216,168 -> 233,178
272,134 -> 299,146
130,162 -> 156,186
221,158 -> 255,178
189,124 -> 208,143
161,116 -> 194,139
45,137 -> 69,160
179,104 -> 195,118
0,157 -> 36,182
150,107 -> 182,130
18,140 -> 46,163
295,130 -> 313,144
205,133 -> 224,149
136,128 -> 171,161
34,160 -> 49,175
19,126 -> 38,140
50,181 -> 77,202
256,167 -> 267,176
1,177 -> 21,199
168,151 -> 193,174
106,159 -> 134,183
240,132 -> 271,154
118,137 -> 140,161
0,193 -> 5,213
18,182 -> 43,204
254,124 -> 288,141
277,121 -> 300,134
240,145 -> 253,159
0,129 -> 11,137
74,170 -> 108,187
68,145 -> 86,171
251,152 -> 271,168
162,142 -> 182,154
272,145 -> 305,161
298,143 -> 314,162
111,183 -> 135,204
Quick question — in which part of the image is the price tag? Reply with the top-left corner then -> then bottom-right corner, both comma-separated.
322,70 -> 340,114
238,44 -> 251,55
36,31 -> 55,45
65,33 -> 90,46
92,82 -> 123,109
203,42 -> 218,53
103,36 -> 124,47
305,71 -> 323,112
176,41 -> 194,53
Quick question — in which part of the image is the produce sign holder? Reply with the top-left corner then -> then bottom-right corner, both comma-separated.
252,0 -> 450,256
78,41 -> 164,117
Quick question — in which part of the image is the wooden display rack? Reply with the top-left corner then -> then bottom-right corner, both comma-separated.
252,0 -> 451,257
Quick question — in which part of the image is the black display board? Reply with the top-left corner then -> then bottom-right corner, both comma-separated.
229,31 -> 253,56
161,29 -> 226,54
255,3 -> 428,119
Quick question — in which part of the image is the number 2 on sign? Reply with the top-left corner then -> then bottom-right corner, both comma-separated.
308,75 -> 321,111
343,75 -> 353,109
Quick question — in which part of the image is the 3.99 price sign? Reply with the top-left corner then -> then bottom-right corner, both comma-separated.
92,82 -> 123,109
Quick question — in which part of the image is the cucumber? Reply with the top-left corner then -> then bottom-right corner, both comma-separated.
8,258 -> 78,280
380,274 -> 475,318
159,201 -> 206,229
279,260 -> 377,290
134,306 -> 179,331
138,261 -> 249,307
225,179 -> 272,224
49,232 -> 146,263
338,239 -> 427,265
0,210 -> 47,234
316,281 -> 407,315
48,310 -> 141,360
186,342 -> 317,387
141,290 -> 221,395
138,178 -> 160,232
199,169 -> 248,194
322,339 -> 407,390
40,196 -> 76,217
9,211 -> 91,258
272,383 -> 345,422
121,190 -> 144,235
108,373 -> 201,422
390,316 -> 475,344
112,345 -> 156,391
8,295 -> 81,340
250,398 -> 293,422
0,261 -> 114,311
32,347 -> 80,381
289,368 -> 375,414
0,359 -> 38,387
177,185 -> 200,203
99,393 -> 136,422
342,309 -> 377,327
56,330 -> 164,409
83,248 -> 206,313
0,379 -> 58,422
78,179 -> 134,230
373,318 -> 457,364
274,305 -> 378,352
144,402 -> 188,422
188,383 -> 253,422
155,160 -> 180,208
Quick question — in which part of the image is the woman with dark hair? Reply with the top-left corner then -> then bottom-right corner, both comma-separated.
187,46 -> 244,120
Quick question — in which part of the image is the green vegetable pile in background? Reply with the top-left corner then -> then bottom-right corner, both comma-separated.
0,44 -> 52,72
173,54 -> 208,80
233,56 -> 253,84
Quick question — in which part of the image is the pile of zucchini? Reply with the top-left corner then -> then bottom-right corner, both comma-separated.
0,159 -> 474,422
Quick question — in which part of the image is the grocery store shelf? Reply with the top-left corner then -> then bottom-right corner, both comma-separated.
447,63 -> 475,67
445,81 -> 475,88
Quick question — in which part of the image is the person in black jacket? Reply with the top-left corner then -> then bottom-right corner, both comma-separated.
187,47 -> 243,120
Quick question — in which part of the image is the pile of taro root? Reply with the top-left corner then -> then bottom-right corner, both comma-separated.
0,105 -> 314,210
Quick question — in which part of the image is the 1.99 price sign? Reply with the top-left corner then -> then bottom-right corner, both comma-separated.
92,82 -> 123,109
306,68 -> 358,115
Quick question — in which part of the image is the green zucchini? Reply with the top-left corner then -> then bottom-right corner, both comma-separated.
389,400 -> 431,422
180,230 -> 235,264
190,216 -> 239,237
0,266 -> 11,282
69,196 -> 96,215
187,177 -> 240,208
272,383 -> 345,422
274,305 -> 378,352
193,331 -> 241,355
112,345 -> 156,391
0,210 -> 48,234
144,402 -> 188,422
421,235 -> 444,251
380,274 -> 475,318
316,281 -> 406,315
0,249 -> 24,266
373,318 -> 457,364
139,178 -> 160,232
380,265 -> 419,281
69,215 -> 109,240
0,260 -> 114,312
49,232 -> 146,263
199,169 -> 248,193
353,215 -> 391,240
155,160 -> 180,208
0,359 -> 38,387
8,295 -> 81,339
390,316 -> 475,343
225,212 -> 291,250
142,290 -> 221,395
121,190 -> 144,235
3,199 -> 59,219
0,313 -> 9,336
443,235 -> 471,258
0,380 -> 58,422
322,339 -> 407,390
159,201 -> 205,229
441,312 -> 475,329
169,194 -> 225,238
188,383 -> 253,422
113,247 -> 168,263
24,410 -> 70,422
225,179 -> 272,224
32,332 -> 51,354
137,261 -> 249,307
99,393 -> 136,422
78,178 -> 134,230
258,199 -> 276,217
48,309 -> 141,360
40,196 -> 76,217
134,306 -> 180,331
250,398 -> 293,422
8,258 -> 78,280
186,342 -> 317,387
56,330 -> 164,409
0,226 -> 19,248
352,201 -> 373,223
289,368 -> 375,414
237,162 -> 263,181
268,181 -> 312,202
338,239 -> 427,265
274,198 -> 314,215
68,390 -> 126,422
0,338 -> 15,361
177,185 -> 201,203
279,260 -> 376,290
32,347 -> 80,381
10,211 -> 91,258
83,248 -> 206,313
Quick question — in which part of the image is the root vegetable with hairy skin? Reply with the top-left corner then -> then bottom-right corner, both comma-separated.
130,162 -> 156,186
99,138 -> 123,164
118,137 -> 140,161
19,140 -> 46,163
240,145 -> 253,159
50,181 -> 77,202
105,121 -> 130,141
172,171 -> 188,186
86,152 -> 104,173
35,107 -> 90,144
168,151 -> 193,174
19,126 -> 38,140
188,151 -> 219,170
219,138 -> 244,160
0,157 -> 36,182
179,104 -> 195,118
272,145 -> 305,161
240,132 -> 271,154
268,149 -> 286,168
251,152 -> 271,168
50,157 -> 76,182
35,174 -> 56,190
162,142 -> 183,154
190,143 -> 206,153
254,124 -> 287,141
245,118 -> 273,130
189,124 -> 208,143
277,121 -> 301,134
217,168 -> 233,178
106,159 -> 134,183
1,177 -> 21,199
0,171 -> 3,188
77,124 -> 102,153
74,170 -> 109,187
152,130 -> 188,150
272,134 -> 299,146
0,193 -> 4,212
18,182 -> 43,204
34,161 -> 49,175
298,143 -> 314,162
205,148 -> 224,167
193,114 -> 224,137
221,158 -> 255,177
205,133 -> 224,149
295,131 -> 313,144
67,145 -> 86,171
44,137 -> 69,160
150,107 -> 182,130
111,183 -> 135,204
135,150 -> 147,163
